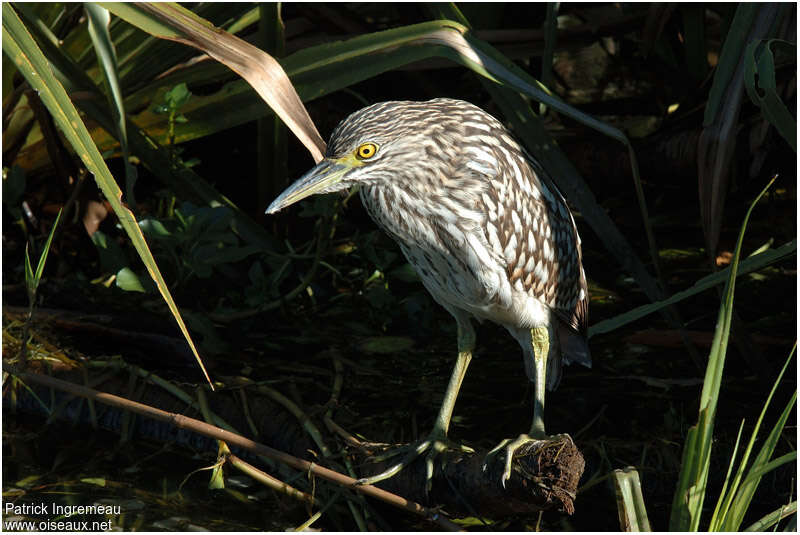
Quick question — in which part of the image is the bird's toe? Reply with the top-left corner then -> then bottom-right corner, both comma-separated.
356,432 -> 470,491
485,433 -> 560,486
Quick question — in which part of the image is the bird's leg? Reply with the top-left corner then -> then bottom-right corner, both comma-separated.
431,316 -> 475,437
486,325 -> 553,485
357,317 -> 476,490
529,325 -> 549,438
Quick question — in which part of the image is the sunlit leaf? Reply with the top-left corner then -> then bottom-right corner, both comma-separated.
115,267 -> 146,293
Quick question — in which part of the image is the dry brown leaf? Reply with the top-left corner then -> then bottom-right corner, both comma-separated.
138,3 -> 326,163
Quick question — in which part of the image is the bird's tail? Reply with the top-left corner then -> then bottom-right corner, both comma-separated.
558,323 -> 592,369
547,324 -> 591,391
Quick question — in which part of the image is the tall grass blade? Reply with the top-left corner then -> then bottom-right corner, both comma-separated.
669,176 -> 778,530
737,451 -> 796,491
24,208 -> 62,301
712,343 -> 796,530
85,3 -> 138,209
23,245 -> 34,294
710,420 -> 746,525
723,393 -> 796,529
31,208 -> 61,287
744,501 -> 797,531
2,3 -> 213,387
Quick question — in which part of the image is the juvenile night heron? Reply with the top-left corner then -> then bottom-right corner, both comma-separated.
267,98 -> 590,486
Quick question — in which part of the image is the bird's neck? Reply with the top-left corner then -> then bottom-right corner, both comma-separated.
359,182 -> 430,247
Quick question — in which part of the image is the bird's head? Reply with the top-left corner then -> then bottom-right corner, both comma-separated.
265,99 -> 466,214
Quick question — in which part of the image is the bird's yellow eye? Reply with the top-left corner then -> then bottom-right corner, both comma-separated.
356,142 -> 378,160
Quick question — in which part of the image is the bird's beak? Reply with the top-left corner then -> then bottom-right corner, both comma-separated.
265,155 -> 362,214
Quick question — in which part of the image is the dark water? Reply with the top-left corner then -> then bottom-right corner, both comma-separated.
3,309 -> 795,531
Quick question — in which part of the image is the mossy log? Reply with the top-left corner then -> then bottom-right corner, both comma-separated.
351,436 -> 584,515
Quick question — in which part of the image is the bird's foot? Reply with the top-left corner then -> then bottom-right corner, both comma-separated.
356,430 -> 474,492
484,433 -> 567,486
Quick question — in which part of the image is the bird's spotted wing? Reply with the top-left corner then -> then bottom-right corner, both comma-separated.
472,133 -> 588,335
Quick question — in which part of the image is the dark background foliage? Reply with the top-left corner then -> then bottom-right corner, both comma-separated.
3,2 -> 796,531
